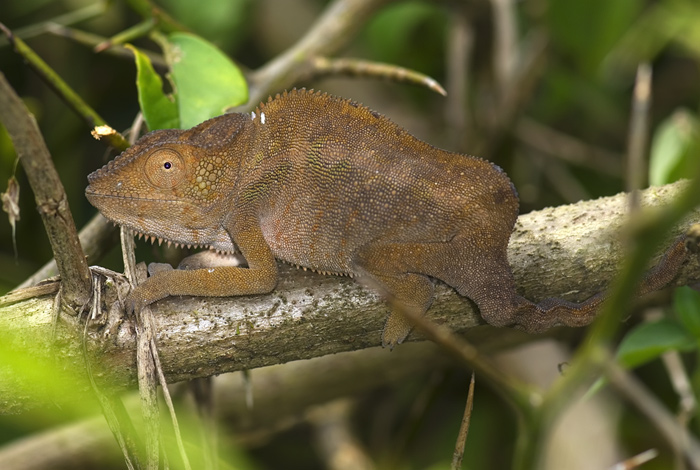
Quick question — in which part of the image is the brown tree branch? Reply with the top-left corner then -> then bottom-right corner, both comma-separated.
1,180 -> 698,414
0,72 -> 91,309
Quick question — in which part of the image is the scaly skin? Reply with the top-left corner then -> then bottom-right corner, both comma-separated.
86,89 -> 698,347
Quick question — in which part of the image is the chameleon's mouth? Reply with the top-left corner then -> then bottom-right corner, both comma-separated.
85,187 -> 181,204
128,228 -> 232,252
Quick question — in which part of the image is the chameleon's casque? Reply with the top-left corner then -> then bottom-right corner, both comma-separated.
86,89 -> 695,347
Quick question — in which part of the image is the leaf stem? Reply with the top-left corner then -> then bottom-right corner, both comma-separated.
0,22 -> 130,151
94,18 -> 156,52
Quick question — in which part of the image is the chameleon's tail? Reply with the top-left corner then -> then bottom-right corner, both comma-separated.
475,226 -> 699,333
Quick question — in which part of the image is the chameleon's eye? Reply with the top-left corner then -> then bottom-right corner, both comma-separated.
145,149 -> 186,188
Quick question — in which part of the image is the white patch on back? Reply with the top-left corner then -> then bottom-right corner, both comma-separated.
260,112 -> 266,124
250,111 -> 256,121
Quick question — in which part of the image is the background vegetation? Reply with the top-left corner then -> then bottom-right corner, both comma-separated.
1,0 -> 700,468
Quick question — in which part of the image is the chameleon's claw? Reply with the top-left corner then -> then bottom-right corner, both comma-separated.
122,272 -> 172,315
381,336 -> 395,351
124,288 -> 148,316
381,312 -> 411,350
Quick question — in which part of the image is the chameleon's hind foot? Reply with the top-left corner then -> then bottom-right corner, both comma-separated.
381,311 -> 413,350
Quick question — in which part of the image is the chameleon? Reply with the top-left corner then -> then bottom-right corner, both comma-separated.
86,88 -> 697,348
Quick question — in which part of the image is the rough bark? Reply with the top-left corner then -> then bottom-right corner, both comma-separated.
1,180 -> 698,414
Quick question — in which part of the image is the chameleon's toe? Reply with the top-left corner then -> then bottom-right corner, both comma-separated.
381,311 -> 413,350
124,289 -> 146,315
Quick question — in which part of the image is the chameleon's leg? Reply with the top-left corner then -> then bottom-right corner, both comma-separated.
355,242 -> 454,348
125,223 -> 278,313
371,272 -> 435,348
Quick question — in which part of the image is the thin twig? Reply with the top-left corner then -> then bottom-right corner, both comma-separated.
120,226 -> 160,469
627,63 -> 652,211
309,57 -> 446,96
445,7 -> 474,152
244,0 -> 394,110
605,361 -> 700,469
661,350 -> 696,427
95,18 -> 156,52
124,0 -> 191,34
515,118 -> 622,177
0,23 -> 130,151
1,281 -> 60,305
83,272 -> 142,469
135,306 -> 160,470
451,372 -> 475,470
122,225 -> 192,469
0,1 -> 107,45
661,349 -> 695,470
150,332 -> 192,470
490,0 -> 518,100
46,24 -> 168,68
610,449 -> 659,470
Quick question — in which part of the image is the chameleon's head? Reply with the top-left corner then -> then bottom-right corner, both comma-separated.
86,113 -> 251,252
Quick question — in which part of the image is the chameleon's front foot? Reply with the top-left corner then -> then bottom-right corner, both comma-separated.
124,274 -> 171,315
124,285 -> 150,315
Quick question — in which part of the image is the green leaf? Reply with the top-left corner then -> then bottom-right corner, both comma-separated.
649,108 -> 700,185
617,318 -> 696,369
126,44 -> 179,131
165,32 -> 248,129
675,286 -> 700,339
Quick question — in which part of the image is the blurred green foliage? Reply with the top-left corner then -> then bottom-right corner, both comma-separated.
617,316 -> 696,370
2,0 -> 700,468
